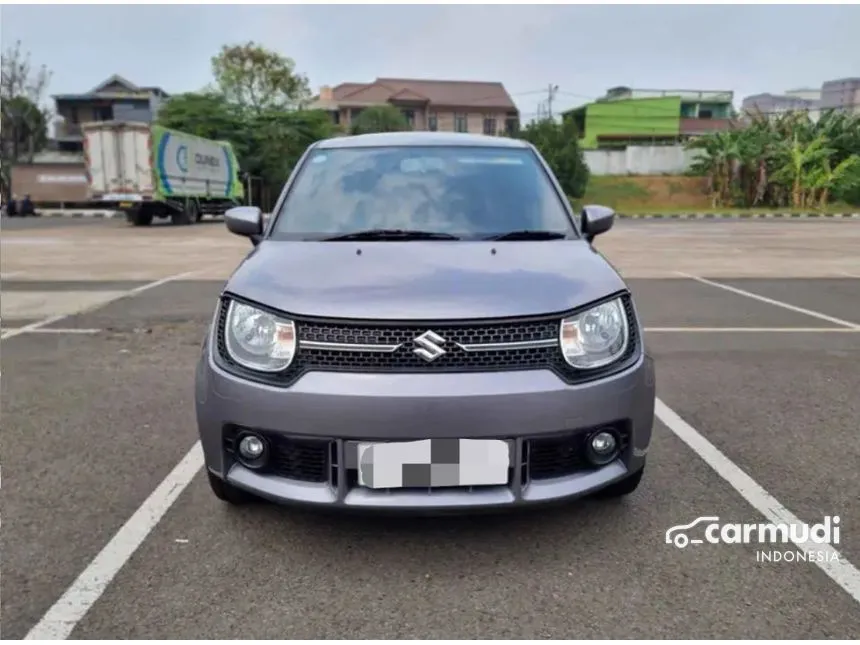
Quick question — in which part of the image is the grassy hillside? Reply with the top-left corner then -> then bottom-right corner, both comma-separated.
573,175 -> 852,214
577,176 -> 711,212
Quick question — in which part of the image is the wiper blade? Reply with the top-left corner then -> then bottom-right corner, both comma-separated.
320,228 -> 461,241
484,230 -> 568,241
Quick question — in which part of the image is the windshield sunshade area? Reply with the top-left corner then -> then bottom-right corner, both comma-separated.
270,146 -> 576,240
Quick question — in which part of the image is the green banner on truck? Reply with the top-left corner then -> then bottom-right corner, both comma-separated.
151,125 -> 244,201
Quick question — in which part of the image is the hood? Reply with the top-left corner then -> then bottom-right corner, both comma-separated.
225,240 -> 626,320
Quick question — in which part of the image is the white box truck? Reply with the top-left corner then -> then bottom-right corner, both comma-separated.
83,121 -> 245,226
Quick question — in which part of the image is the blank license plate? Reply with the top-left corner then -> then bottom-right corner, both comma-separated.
356,439 -> 510,489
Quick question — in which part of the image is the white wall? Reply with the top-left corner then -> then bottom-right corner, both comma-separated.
584,145 -> 701,176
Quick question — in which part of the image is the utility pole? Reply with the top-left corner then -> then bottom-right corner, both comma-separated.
547,84 -> 559,120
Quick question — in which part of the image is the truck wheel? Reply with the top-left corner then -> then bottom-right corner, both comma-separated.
171,200 -> 197,226
129,210 -> 153,226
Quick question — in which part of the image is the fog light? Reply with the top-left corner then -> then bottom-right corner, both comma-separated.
587,430 -> 619,466
238,434 -> 267,464
591,431 -> 616,454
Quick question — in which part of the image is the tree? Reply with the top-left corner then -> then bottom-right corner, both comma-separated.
519,117 -> 589,199
211,42 -> 310,113
156,92 -> 243,142
243,109 -> 337,187
350,105 -> 411,135
0,40 -> 52,197
807,155 -> 860,208
156,91 -> 335,208
685,109 -> 860,209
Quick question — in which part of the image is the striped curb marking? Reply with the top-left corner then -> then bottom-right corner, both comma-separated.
9,211 -> 860,220
618,212 -> 860,219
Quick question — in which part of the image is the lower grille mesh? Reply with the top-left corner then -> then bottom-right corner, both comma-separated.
224,424 -> 631,487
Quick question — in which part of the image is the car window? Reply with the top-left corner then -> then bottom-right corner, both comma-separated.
270,145 -> 576,239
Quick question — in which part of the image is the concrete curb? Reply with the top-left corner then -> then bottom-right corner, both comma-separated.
16,210 -> 860,221
617,212 -> 860,219
32,210 -> 121,219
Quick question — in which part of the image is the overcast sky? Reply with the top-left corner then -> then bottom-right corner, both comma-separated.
3,4 -> 859,118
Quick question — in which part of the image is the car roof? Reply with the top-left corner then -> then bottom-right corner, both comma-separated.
314,131 -> 531,150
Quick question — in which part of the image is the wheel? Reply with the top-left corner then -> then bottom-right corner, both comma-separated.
595,465 -> 644,499
171,199 -> 197,226
128,210 -> 153,226
208,472 -> 253,505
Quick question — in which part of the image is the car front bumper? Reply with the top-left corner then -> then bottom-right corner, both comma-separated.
195,337 -> 656,512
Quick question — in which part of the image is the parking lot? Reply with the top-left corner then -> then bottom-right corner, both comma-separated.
2,215 -> 860,639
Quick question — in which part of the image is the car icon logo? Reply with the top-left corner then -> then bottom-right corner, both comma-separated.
665,516 -> 720,549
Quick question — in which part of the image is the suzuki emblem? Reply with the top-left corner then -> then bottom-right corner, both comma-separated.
412,330 -> 447,362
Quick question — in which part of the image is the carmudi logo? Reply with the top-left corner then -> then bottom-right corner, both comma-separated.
665,516 -> 842,563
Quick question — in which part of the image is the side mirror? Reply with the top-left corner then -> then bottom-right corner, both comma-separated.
225,206 -> 263,245
581,204 -> 615,242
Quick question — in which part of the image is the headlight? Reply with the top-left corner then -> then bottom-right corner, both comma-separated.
223,300 -> 296,372
559,297 -> 629,369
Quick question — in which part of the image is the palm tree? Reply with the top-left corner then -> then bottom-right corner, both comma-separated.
808,155 -> 860,207
687,130 -> 742,207
772,134 -> 833,208
686,107 -> 858,209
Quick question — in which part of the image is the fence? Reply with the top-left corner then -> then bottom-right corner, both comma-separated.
584,145 -> 700,176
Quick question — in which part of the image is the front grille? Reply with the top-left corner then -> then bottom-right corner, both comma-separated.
215,293 -> 640,386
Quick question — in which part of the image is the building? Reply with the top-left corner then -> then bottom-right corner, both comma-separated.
742,92 -> 818,116
741,78 -> 860,121
785,88 -> 822,102
12,75 -> 169,206
9,149 -> 91,206
308,78 -> 520,135
52,74 -> 169,153
563,87 -> 735,149
819,77 -> 860,114
741,86 -> 821,121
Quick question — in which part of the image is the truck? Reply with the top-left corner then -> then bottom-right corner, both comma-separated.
82,121 -> 245,226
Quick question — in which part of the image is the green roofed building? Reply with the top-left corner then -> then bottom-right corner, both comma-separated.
563,87 -> 737,149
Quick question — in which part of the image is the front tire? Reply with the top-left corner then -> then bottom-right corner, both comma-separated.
208,472 -> 253,505
595,465 -> 644,499
128,210 -> 153,226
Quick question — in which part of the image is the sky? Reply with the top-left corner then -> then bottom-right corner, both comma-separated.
2,4 -> 859,119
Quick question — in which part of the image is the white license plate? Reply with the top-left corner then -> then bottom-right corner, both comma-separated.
356,439 -> 510,489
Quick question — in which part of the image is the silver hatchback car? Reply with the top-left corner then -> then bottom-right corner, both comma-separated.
195,132 -> 656,512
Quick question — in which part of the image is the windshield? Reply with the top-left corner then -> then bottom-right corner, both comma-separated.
270,145 -> 576,240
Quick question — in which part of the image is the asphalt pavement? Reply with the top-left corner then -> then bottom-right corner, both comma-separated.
2,271 -> 860,639
1,214 -> 114,231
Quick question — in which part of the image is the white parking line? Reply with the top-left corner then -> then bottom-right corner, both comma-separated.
644,327 -> 860,333
23,441 -> 205,640
655,399 -> 860,605
0,271 -> 200,341
676,272 -> 860,329
25,394 -> 860,640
